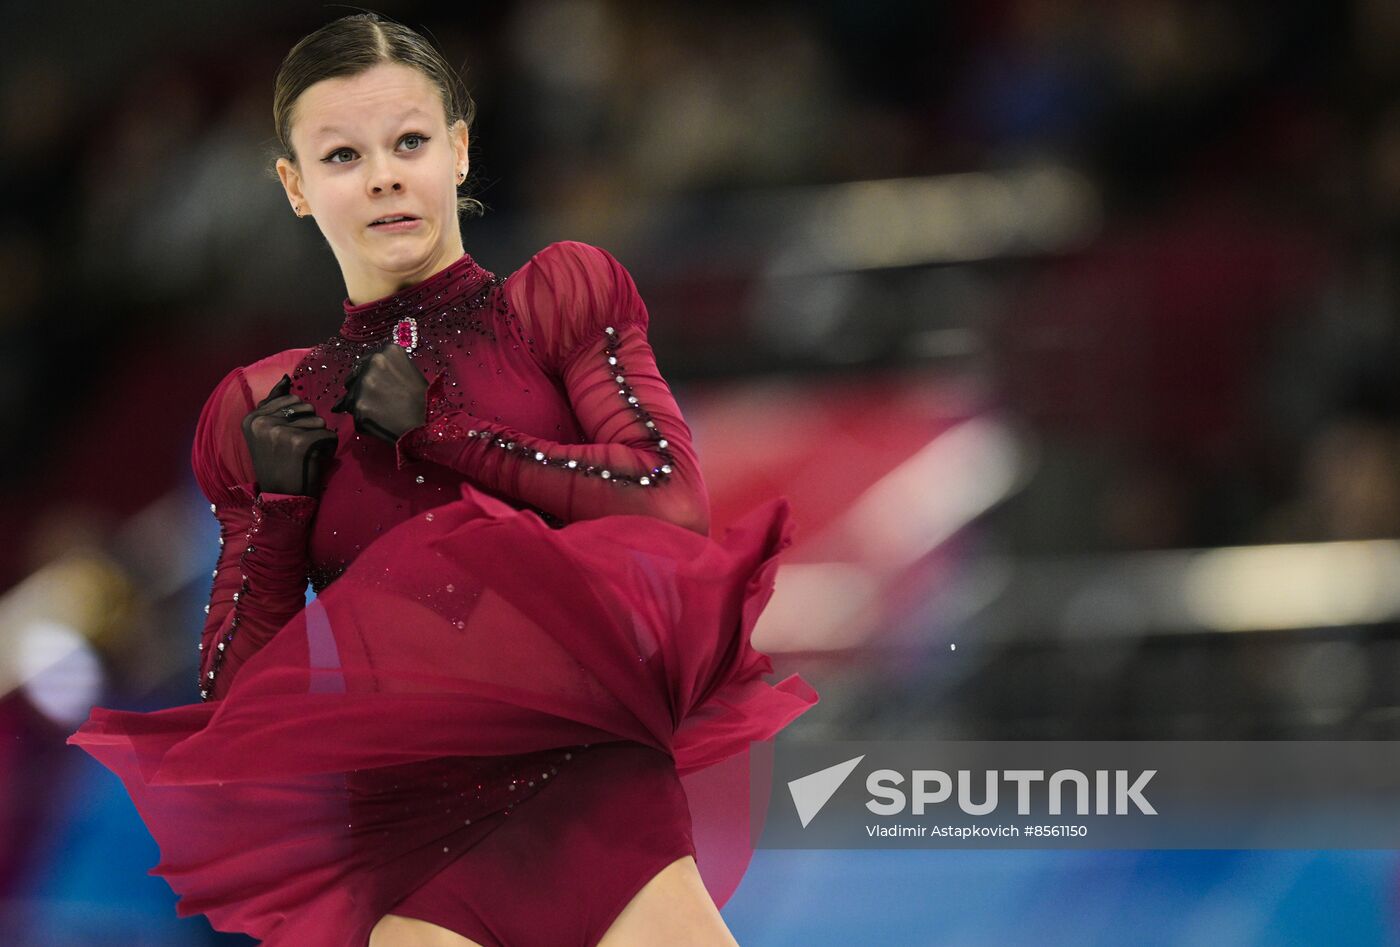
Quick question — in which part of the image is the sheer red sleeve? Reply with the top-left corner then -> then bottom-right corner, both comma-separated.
393,240 -> 710,535
191,350 -> 319,702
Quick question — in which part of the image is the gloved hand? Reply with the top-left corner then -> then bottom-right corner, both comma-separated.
243,374 -> 339,496
330,341 -> 428,444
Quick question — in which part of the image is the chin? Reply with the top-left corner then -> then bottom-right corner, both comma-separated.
368,232 -> 436,258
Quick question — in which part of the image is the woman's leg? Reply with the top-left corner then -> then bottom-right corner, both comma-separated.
596,854 -> 741,946
368,913 -> 489,947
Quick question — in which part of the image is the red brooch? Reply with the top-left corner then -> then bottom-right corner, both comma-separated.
393,316 -> 419,353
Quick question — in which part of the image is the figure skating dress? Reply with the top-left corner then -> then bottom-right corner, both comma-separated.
67,241 -> 819,946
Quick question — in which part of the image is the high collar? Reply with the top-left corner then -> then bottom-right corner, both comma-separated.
339,251 -> 491,342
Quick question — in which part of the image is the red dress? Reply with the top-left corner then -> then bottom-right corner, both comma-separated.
66,242 -> 819,946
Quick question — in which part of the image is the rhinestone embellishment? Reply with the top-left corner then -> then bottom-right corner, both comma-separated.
394,316 -> 419,353
198,514 -> 257,701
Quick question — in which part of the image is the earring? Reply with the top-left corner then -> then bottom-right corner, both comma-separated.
457,170 -> 466,183
294,204 -> 304,217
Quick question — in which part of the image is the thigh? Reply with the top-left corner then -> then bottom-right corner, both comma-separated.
596,855 -> 739,947
369,913 -> 489,947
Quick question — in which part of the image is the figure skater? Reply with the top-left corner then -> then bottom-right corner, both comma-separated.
68,12 -> 818,946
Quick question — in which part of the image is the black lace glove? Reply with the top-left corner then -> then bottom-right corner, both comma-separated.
331,341 -> 428,444
243,374 -> 339,496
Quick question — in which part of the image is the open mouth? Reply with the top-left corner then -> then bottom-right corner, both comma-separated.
370,215 -> 420,228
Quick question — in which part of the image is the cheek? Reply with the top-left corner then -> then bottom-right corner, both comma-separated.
324,180 -> 366,217
424,162 -> 454,191
423,174 -> 456,212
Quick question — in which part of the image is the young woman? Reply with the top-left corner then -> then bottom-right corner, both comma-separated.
66,12 -> 818,947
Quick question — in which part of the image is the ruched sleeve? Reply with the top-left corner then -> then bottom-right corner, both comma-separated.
394,241 -> 710,535
191,350 -> 319,701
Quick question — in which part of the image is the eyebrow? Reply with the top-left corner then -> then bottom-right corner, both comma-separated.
313,108 -> 430,139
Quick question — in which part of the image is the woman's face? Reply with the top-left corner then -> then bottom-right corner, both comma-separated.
276,61 -> 469,304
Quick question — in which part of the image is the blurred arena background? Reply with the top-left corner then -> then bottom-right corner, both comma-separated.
4,0 -> 1400,943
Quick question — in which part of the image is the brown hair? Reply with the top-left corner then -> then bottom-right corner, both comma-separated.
267,10 -> 484,218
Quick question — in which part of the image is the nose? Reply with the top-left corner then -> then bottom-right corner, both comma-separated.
367,157 -> 403,195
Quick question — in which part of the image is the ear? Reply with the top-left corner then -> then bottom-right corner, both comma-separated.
449,118 -> 469,177
276,156 -> 308,214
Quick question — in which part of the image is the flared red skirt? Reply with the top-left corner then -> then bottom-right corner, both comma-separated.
67,481 -> 819,945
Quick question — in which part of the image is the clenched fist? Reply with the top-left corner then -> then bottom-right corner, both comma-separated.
243,374 -> 339,496
331,341 -> 429,444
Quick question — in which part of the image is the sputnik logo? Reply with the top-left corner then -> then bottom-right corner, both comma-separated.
788,755 -> 865,828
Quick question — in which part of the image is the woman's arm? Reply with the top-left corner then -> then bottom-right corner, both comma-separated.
193,355 -> 319,701
393,242 -> 710,535
198,489 -> 316,701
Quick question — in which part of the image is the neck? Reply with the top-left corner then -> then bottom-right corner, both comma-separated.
339,245 -> 490,343
344,238 -> 468,306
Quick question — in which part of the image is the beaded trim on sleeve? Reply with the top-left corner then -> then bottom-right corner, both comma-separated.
405,325 -> 677,487
196,494 -> 316,702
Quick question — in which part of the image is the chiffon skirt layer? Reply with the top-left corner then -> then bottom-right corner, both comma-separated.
66,481 -> 819,946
